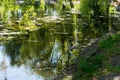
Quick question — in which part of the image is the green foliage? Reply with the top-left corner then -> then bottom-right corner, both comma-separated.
40,0 -> 45,11
99,34 -> 120,48
56,0 -> 69,14
73,54 -> 105,80
73,33 -> 120,80
80,0 -> 109,15
0,0 -> 3,5
98,0 -> 108,14
80,0 -> 93,15
0,6 -> 5,18
81,55 -> 104,75
109,5 -> 118,14
20,5 -> 36,27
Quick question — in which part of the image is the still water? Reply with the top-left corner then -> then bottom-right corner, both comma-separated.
0,43 -> 45,80
0,4 -> 120,80
0,45 -> 43,80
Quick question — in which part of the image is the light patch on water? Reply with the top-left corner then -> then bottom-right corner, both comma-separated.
113,76 -> 120,80
0,45 -> 44,80
52,10 -> 58,19
50,39 -> 62,63
17,9 -> 22,18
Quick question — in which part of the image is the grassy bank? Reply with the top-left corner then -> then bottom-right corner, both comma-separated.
72,33 -> 120,80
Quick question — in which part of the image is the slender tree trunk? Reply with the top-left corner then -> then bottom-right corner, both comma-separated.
107,1 -> 111,31
69,0 -> 74,8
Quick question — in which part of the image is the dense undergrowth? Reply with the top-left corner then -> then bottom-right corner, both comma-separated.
72,33 -> 120,80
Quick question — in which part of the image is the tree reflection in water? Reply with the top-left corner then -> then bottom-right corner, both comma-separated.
2,13 -> 110,79
1,1 -> 119,79
2,26 -> 71,79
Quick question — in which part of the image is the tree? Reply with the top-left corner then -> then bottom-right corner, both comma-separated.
69,0 -> 74,8
80,0 -> 109,16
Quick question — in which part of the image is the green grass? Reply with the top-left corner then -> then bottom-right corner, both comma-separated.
73,54 -> 106,80
72,33 -> 120,80
98,34 -> 120,49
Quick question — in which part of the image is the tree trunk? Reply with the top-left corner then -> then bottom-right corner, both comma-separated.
69,0 -> 74,8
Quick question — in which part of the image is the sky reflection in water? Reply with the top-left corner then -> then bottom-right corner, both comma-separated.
0,45 -> 44,80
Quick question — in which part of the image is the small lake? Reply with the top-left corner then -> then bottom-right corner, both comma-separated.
0,2 -> 120,80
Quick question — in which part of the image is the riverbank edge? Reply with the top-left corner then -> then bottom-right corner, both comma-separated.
52,31 -> 120,80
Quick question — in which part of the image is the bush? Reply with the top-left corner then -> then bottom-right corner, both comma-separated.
73,54 -> 105,80
98,34 -> 120,48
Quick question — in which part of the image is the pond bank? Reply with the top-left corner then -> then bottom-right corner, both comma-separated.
53,32 -> 120,80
